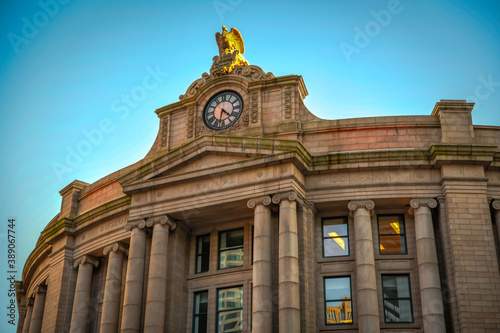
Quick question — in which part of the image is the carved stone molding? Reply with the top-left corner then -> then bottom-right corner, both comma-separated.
492,200 -> 500,211
348,200 -> 375,211
145,215 -> 176,230
103,242 -> 129,256
179,65 -> 275,101
282,86 -> 293,119
250,92 -> 259,124
160,115 -> 170,148
247,196 -> 272,209
271,191 -> 304,206
186,108 -> 195,139
73,254 -> 99,269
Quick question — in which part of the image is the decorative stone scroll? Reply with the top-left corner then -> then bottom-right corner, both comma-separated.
492,199 -> 500,211
271,191 -> 304,206
103,242 -> 128,256
145,215 -> 176,230
73,255 -> 99,269
348,200 -> 375,211
247,196 -> 272,209
410,198 -> 438,209
179,65 -> 275,101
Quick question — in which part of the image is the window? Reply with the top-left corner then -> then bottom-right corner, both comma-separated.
196,234 -> 210,273
217,286 -> 243,332
219,228 -> 244,269
193,291 -> 208,333
382,275 -> 413,323
324,277 -> 352,325
378,215 -> 407,255
322,217 -> 349,257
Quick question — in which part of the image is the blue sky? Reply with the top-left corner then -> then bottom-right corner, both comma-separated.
0,0 -> 499,330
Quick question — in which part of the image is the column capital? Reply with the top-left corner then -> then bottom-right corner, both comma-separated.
103,242 -> 129,256
348,200 -> 375,211
492,199 -> 500,211
247,196 -> 272,209
35,285 -> 47,294
410,198 -> 437,209
74,254 -> 99,268
271,191 -> 303,206
145,215 -> 176,230
27,297 -> 34,306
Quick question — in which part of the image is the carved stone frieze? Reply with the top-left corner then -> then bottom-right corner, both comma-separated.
179,65 -> 274,101
251,92 -> 259,124
160,115 -> 169,147
282,86 -> 293,119
186,108 -> 195,139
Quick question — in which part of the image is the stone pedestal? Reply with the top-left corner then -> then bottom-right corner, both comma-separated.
22,298 -> 34,333
144,216 -> 176,332
273,192 -> 301,333
348,200 -> 380,333
69,255 -> 99,333
100,243 -> 128,333
410,198 -> 446,333
248,196 -> 273,333
121,222 -> 147,333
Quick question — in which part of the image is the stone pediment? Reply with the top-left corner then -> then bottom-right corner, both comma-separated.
118,135 -> 312,190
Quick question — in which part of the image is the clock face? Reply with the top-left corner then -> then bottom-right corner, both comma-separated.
203,90 -> 244,130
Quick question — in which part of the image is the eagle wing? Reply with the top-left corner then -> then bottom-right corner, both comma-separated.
227,27 -> 245,54
215,32 -> 225,56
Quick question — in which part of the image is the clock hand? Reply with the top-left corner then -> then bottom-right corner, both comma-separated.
221,108 -> 231,116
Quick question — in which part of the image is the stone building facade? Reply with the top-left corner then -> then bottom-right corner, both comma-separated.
16,61 -> 500,333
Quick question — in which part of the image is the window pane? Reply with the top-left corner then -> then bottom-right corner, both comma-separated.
323,218 -> 348,237
382,275 -> 411,298
218,310 -> 242,332
325,301 -> 352,324
380,235 -> 405,254
194,315 -> 207,333
196,235 -> 210,273
384,299 -> 413,322
220,229 -> 244,249
219,248 -> 244,269
379,216 -> 403,234
218,286 -> 243,309
195,291 -> 208,313
325,277 -> 351,301
324,237 -> 349,257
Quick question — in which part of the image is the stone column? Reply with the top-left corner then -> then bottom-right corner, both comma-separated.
28,285 -> 46,333
69,255 -> 99,333
100,242 -> 128,333
272,192 -> 301,333
493,200 -> 500,249
22,297 -> 34,333
410,198 -> 446,333
121,221 -> 147,333
144,216 -> 176,332
247,196 -> 273,333
348,200 -> 380,332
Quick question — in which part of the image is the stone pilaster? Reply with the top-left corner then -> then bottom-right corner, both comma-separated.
22,298 -> 34,333
28,286 -> 46,333
247,196 -> 273,333
493,200 -> 500,250
69,255 -> 99,333
144,215 -> 176,333
272,192 -> 302,333
409,198 -> 446,333
121,221 -> 147,333
348,200 -> 380,333
100,242 -> 128,333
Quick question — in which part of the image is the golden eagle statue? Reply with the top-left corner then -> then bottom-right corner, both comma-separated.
212,26 -> 249,75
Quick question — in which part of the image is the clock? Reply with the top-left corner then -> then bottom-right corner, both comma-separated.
203,90 -> 244,130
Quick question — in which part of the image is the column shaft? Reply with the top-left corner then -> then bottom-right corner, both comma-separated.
144,223 -> 170,332
351,202 -> 380,332
414,204 -> 446,332
29,288 -> 46,333
252,203 -> 273,333
22,302 -> 33,333
69,262 -> 95,333
121,227 -> 147,333
278,199 -> 300,333
100,248 -> 125,332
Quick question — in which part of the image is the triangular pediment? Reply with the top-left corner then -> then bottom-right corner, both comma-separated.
118,135 -> 312,189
